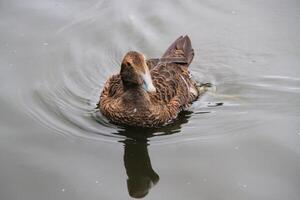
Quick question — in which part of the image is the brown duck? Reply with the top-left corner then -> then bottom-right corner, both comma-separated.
99,35 -> 204,127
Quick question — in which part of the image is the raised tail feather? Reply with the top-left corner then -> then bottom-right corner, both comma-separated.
162,35 -> 194,66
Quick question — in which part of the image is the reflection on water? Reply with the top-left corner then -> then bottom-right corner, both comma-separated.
117,111 -> 191,198
122,139 -> 158,198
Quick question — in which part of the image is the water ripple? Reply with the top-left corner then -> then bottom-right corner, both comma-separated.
20,31 -> 300,144
21,49 -> 235,144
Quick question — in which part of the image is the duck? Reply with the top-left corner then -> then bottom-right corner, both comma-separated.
98,35 -> 204,127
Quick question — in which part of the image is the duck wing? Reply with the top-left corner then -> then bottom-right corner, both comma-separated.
162,35 -> 194,66
146,35 -> 194,71
150,35 -> 198,109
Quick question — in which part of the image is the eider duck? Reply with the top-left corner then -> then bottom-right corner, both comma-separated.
99,35 -> 204,127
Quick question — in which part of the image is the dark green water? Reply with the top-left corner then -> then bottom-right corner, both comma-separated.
1,0 -> 300,199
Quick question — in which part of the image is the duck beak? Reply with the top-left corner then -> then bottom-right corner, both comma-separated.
142,71 -> 156,92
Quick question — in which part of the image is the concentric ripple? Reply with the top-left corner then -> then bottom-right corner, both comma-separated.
21,45 -> 241,144
19,0 -> 300,144
21,37 -> 300,145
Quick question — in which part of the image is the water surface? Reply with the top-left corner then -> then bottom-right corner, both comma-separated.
1,0 -> 300,199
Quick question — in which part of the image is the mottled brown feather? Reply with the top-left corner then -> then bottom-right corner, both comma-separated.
99,35 -> 203,127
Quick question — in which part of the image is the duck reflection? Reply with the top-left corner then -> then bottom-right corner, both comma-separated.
116,111 -> 192,198
121,138 -> 158,198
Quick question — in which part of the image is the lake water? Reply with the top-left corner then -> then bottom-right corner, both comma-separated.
1,0 -> 300,199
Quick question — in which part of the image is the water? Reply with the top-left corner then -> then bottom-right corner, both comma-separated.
1,0 -> 300,199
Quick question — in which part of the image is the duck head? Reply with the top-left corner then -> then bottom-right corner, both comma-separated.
120,51 -> 156,92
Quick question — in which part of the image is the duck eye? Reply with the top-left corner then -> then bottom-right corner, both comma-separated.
126,62 -> 131,67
